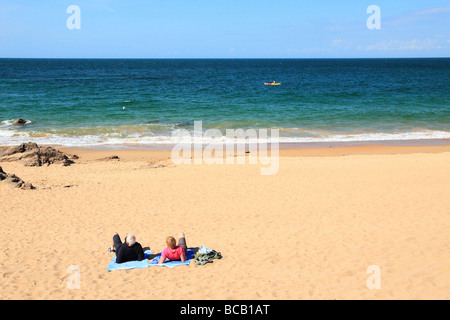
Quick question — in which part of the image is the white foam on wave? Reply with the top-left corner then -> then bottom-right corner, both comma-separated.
276,130 -> 450,143
1,119 -> 33,126
0,128 -> 450,147
0,119 -> 34,139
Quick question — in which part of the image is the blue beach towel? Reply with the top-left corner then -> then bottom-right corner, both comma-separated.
107,250 -> 154,271
148,248 -> 195,268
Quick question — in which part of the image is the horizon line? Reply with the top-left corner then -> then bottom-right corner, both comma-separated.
1,56 -> 449,60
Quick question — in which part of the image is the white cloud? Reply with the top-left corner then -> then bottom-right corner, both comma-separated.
415,6 -> 450,15
331,39 -> 353,50
386,6 -> 450,26
357,39 -> 442,52
331,39 -> 342,46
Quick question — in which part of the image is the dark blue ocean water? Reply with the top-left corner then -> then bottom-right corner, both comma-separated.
0,58 -> 449,146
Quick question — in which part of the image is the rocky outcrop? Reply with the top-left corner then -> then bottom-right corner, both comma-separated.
0,142 -> 38,157
0,142 -> 74,167
0,166 -> 35,190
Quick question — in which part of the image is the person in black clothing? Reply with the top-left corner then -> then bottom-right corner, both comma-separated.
110,232 -> 145,263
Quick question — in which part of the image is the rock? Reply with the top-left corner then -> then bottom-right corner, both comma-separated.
97,155 -> 120,161
12,118 -> 27,126
20,182 -> 35,190
0,166 -> 35,190
38,146 -> 73,166
0,166 -> 7,181
0,142 -> 38,158
0,143 -> 74,167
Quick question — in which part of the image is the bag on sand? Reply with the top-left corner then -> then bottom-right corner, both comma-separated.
194,249 -> 222,266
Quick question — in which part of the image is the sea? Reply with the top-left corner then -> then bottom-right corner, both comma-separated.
0,58 -> 449,148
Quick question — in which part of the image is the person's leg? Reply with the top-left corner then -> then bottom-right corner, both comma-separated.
113,233 -> 123,251
177,232 -> 187,254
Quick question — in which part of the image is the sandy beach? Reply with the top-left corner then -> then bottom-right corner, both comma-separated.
0,144 -> 449,300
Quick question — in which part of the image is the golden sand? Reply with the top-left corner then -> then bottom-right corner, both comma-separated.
0,145 -> 449,299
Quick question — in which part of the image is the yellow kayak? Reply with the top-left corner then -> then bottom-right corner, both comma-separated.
264,83 -> 281,86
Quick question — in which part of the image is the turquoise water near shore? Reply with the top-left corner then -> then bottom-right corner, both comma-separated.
0,58 -> 449,147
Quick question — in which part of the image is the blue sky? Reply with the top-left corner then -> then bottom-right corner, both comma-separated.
0,0 -> 449,58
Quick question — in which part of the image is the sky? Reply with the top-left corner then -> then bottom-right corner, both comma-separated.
0,0 -> 449,58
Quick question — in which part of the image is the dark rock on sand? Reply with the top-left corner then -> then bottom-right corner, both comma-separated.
0,142 -> 74,167
13,118 -> 27,126
0,142 -> 38,157
97,155 -> 120,161
0,166 -> 6,181
0,166 -> 35,190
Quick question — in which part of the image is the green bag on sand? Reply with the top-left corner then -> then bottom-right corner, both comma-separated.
194,250 -> 222,266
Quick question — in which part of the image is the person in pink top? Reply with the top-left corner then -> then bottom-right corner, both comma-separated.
158,232 -> 187,264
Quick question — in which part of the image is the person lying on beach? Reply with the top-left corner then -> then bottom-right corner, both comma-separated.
157,232 -> 187,264
110,232 -> 145,263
